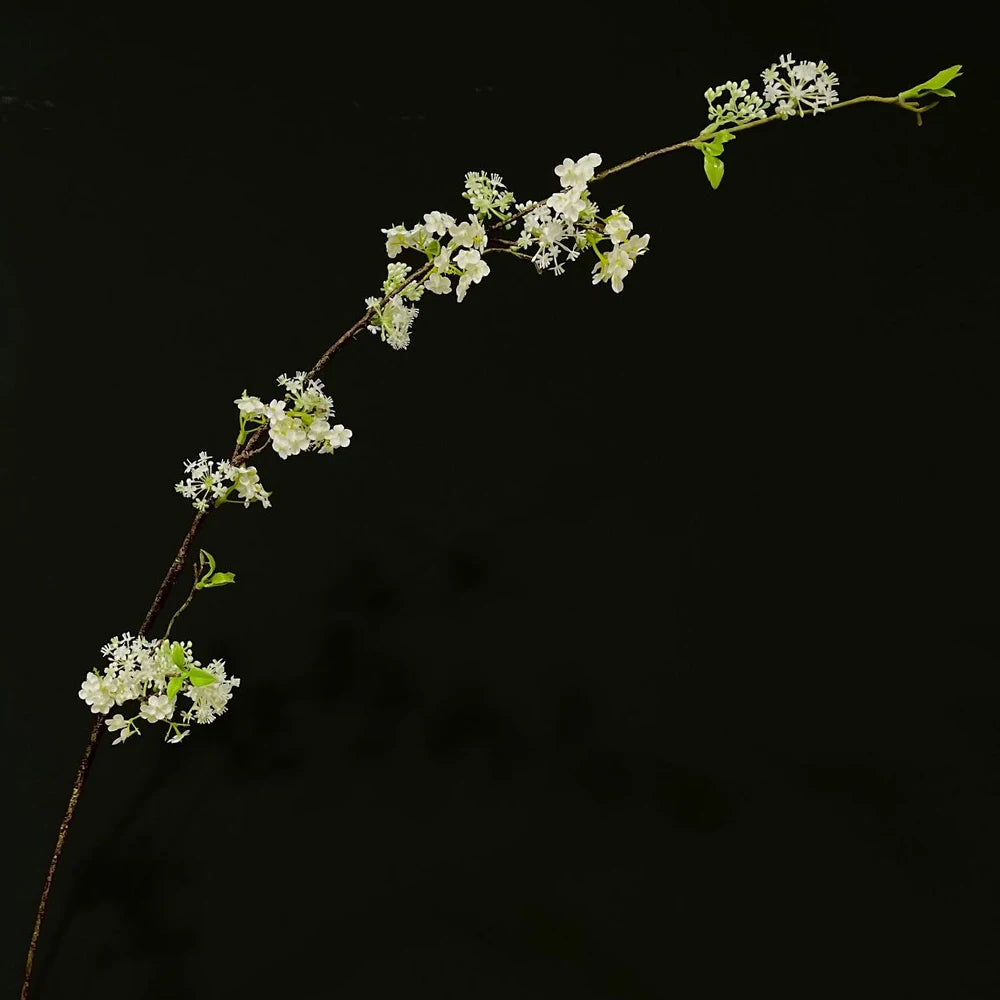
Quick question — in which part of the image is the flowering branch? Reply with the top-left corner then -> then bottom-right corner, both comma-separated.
20,55 -> 961,999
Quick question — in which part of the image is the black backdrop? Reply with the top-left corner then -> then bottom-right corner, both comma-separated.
2,3 -> 994,998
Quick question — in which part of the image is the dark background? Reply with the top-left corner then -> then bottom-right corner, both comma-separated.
2,3 -> 994,997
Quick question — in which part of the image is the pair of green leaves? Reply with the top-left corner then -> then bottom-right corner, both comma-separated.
898,64 -> 962,102
164,641 -> 218,699
195,548 -> 235,590
693,130 -> 735,190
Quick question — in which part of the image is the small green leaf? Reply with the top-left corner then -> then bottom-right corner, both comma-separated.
702,141 -> 724,156
899,64 -> 962,101
187,666 -> 218,687
167,675 -> 184,699
201,571 -> 236,589
170,642 -> 187,668
703,154 -> 725,190
931,87 -> 957,98
200,549 -> 216,575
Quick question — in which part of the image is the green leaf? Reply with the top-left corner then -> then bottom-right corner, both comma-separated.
702,141 -> 724,156
199,549 -> 217,575
703,154 -> 725,190
170,642 -> 187,669
899,64 -> 962,101
201,571 -> 236,589
187,666 -> 218,687
167,675 -> 184,699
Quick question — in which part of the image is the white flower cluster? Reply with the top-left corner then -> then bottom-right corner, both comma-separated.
367,204 -> 493,349
175,452 -> 271,512
235,374 -> 352,460
78,633 -> 241,745
514,154 -> 650,292
366,155 -> 651,349
762,54 -> 840,118
705,54 -> 839,126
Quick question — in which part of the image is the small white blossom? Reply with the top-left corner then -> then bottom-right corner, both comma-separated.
547,187 -> 590,225
425,271 -> 452,295
604,210 -> 633,245
79,672 -> 115,714
454,249 -> 491,303
592,246 -> 634,293
140,693 -> 175,723
423,211 -> 456,237
234,391 -> 266,417
447,215 -> 488,250
554,153 -> 602,189
381,224 -> 411,259
325,424 -> 352,449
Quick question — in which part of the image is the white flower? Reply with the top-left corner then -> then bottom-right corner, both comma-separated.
620,233 -> 650,261
592,246 -> 634,293
547,187 -> 589,225
234,391 -> 265,417
423,211 -> 456,237
105,714 -> 128,732
167,729 -> 190,744
447,215 -> 488,250
604,210 -> 633,245
327,424 -> 352,449
381,224 -> 410,258
425,271 -> 452,295
112,728 -> 136,745
553,153 -> 602,189
79,672 -> 114,714
454,249 -> 491,303
270,413 -> 311,459
139,693 -> 175,723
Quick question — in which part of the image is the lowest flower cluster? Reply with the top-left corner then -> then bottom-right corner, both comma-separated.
79,633 -> 240,745
364,153 -> 650,350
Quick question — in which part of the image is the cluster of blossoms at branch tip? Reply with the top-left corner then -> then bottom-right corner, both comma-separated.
175,452 -> 271,512
79,633 -> 240,745
235,373 -> 352,460
366,154 -> 649,348
704,54 -> 839,126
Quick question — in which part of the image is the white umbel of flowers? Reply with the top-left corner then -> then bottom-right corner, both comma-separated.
79,633 -> 241,745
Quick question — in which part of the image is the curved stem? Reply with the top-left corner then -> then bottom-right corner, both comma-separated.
20,86 -> 938,998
